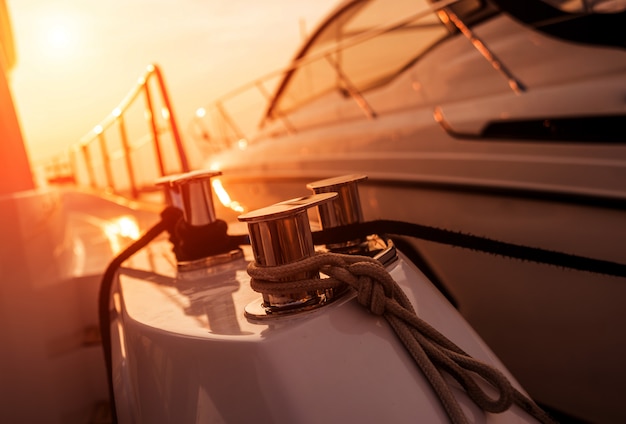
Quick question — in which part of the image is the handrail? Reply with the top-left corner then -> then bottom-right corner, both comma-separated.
44,64 -> 190,198
189,0 -> 460,154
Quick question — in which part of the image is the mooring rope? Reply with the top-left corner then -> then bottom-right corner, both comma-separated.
311,220 -> 626,279
247,252 -> 557,424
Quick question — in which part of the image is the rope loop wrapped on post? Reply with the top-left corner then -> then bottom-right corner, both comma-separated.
247,252 -> 556,424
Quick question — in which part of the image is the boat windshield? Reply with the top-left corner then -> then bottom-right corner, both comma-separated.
264,0 -> 465,123
263,0 -> 624,124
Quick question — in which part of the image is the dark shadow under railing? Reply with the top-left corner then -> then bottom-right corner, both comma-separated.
45,64 -> 190,199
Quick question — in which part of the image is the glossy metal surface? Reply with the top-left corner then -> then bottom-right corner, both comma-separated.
307,174 -> 367,229
155,174 -> 184,209
172,170 -> 222,226
307,174 -> 378,253
238,193 -> 336,311
238,193 -> 336,266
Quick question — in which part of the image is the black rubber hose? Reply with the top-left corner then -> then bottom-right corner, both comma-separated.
98,207 -> 181,423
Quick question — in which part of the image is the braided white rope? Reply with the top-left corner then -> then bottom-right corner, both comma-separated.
247,252 -> 555,424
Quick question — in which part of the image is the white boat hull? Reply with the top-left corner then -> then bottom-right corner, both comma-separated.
201,9 -> 626,421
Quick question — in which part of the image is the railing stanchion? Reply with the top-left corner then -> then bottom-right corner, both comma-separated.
153,65 -> 190,172
255,81 -> 296,135
44,63 -> 190,196
215,101 -> 245,148
117,115 -> 138,199
143,81 -> 166,178
97,132 -> 115,192
324,55 -> 377,120
81,143 -> 96,189
69,148 -> 78,185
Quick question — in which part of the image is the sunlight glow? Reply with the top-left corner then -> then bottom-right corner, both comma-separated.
10,0 -> 339,164
47,26 -> 71,50
33,10 -> 85,63
195,108 -> 207,118
104,216 -> 140,254
237,138 -> 248,150
212,178 -> 244,213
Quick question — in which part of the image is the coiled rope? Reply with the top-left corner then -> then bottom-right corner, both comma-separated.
247,252 -> 557,424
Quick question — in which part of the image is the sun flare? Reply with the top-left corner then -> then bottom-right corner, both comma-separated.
47,25 -> 71,50
36,12 -> 82,60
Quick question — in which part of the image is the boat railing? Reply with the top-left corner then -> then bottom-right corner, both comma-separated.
43,64 -> 190,199
41,0 -> 457,192
187,0 -> 458,154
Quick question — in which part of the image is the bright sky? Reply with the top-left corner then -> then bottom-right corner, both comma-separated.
6,0 -> 338,164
